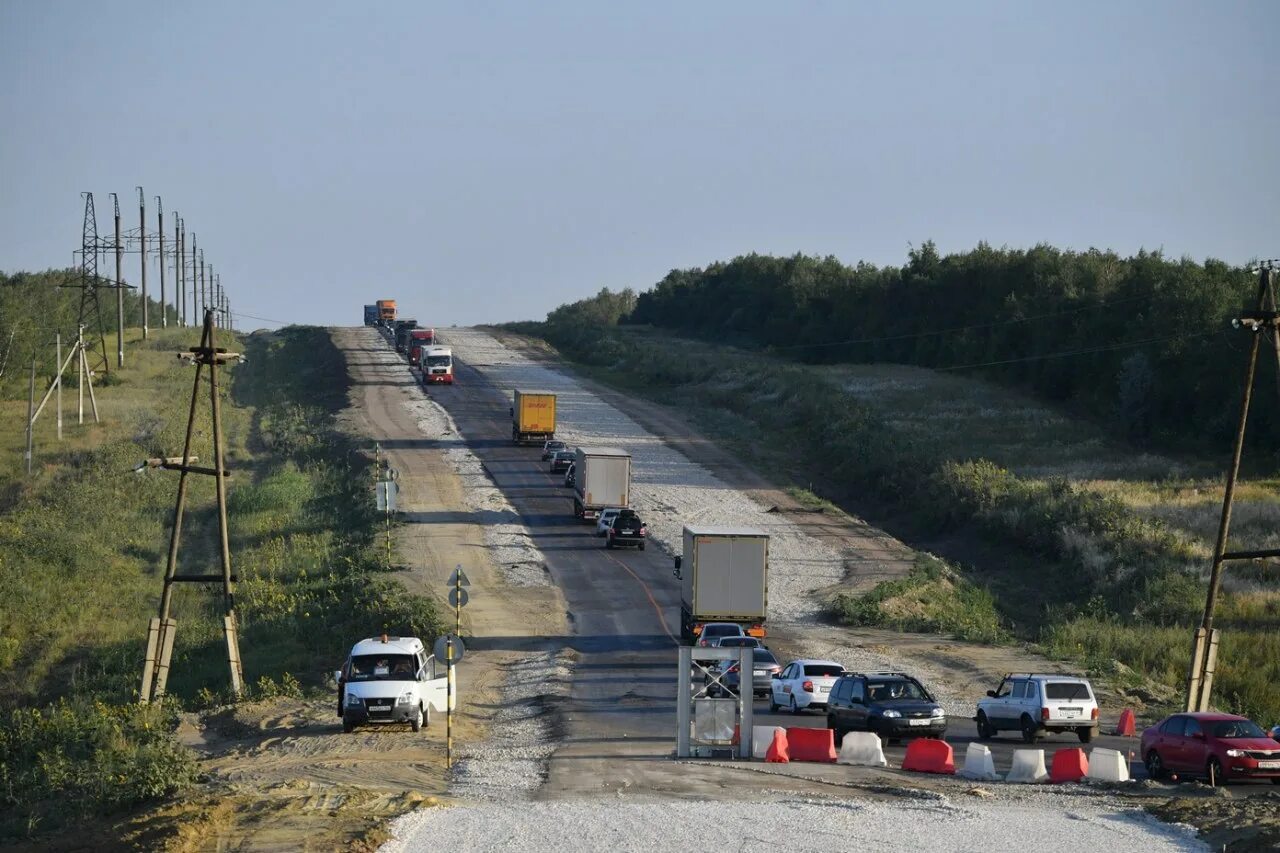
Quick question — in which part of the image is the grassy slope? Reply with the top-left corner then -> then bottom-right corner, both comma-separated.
508,324 -> 1280,720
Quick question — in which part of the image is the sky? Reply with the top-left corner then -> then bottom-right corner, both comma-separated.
1,1 -> 1276,330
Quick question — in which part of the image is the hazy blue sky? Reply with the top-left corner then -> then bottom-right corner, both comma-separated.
2,2 -> 1276,329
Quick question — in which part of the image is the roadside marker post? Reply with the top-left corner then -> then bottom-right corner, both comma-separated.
444,566 -> 470,770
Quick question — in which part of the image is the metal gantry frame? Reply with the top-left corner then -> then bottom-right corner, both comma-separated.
677,646 -> 754,759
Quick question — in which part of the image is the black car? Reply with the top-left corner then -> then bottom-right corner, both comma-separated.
825,672 -> 947,743
605,510 -> 646,550
549,450 -> 575,473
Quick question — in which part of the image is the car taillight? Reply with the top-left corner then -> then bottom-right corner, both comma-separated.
802,680 -> 814,693
1091,707 -> 1099,720
771,666 -> 781,673
726,664 -> 739,673
699,639 -> 708,647
1041,707 -> 1050,721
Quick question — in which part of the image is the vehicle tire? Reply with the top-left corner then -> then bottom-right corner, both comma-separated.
789,696 -> 800,715
1144,750 -> 1165,781
411,704 -> 423,732
1207,757 -> 1224,787
639,542 -> 645,551
1020,714 -> 1040,744
342,718 -> 354,734
769,696 -> 778,713
1271,777 -> 1280,785
976,712 -> 994,740
605,539 -> 614,549
1077,726 -> 1094,744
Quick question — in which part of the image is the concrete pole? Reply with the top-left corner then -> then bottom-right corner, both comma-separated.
55,333 -> 62,440
138,188 -> 148,340
25,360 -> 35,475
191,233 -> 198,326
113,194 -> 124,367
157,197 -> 167,329
77,326 -> 84,425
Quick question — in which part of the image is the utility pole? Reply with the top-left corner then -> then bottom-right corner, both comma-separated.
141,308 -> 245,702
137,187 -> 148,340
112,193 -> 124,368
157,198 -> 167,329
1186,263 -> 1280,712
25,361 -> 35,475
200,251 -> 207,320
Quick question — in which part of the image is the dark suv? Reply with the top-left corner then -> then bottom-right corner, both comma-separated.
605,510 -> 647,550
826,672 -> 947,743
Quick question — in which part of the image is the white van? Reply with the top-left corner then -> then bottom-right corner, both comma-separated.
335,635 -> 448,733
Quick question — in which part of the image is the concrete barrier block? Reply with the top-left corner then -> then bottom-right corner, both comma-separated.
837,731 -> 887,767
1006,748 -> 1049,783
958,742 -> 1000,781
1086,747 -> 1130,783
753,726 -> 784,760
785,727 -> 837,763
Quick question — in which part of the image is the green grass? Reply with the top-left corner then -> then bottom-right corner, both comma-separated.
0,323 -> 444,841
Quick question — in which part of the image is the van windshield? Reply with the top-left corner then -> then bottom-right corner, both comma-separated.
348,654 -> 416,681
427,356 -> 451,367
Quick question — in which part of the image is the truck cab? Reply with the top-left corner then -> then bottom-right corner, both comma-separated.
421,345 -> 454,384
363,304 -> 378,326
376,299 -> 397,327
335,635 -> 448,733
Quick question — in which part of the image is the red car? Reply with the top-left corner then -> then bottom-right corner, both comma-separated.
1141,712 -> 1280,785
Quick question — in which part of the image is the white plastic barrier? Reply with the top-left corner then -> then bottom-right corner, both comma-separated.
752,726 -> 784,760
836,731 -> 887,767
1006,748 -> 1049,783
958,742 -> 1000,781
1086,747 -> 1130,783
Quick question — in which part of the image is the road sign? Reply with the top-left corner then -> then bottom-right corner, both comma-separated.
448,586 -> 470,608
376,480 -> 398,511
448,566 -> 471,587
434,634 -> 465,666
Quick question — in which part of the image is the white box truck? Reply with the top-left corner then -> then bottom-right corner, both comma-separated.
573,447 -> 631,521
674,525 -> 768,644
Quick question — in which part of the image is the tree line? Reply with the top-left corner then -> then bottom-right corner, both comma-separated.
541,244 -> 1275,457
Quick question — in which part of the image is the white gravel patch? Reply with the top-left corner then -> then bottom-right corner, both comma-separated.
380,793 -> 1205,852
447,648 -> 573,800
402,395 -> 551,588
440,328 -> 849,622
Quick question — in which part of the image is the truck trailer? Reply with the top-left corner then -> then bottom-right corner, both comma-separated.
572,447 -> 631,522
363,304 -> 378,326
376,299 -> 397,326
421,345 -> 453,384
393,320 -> 419,353
674,525 -> 768,644
511,390 -> 556,445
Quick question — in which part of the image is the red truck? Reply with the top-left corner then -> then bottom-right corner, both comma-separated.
408,329 -> 436,364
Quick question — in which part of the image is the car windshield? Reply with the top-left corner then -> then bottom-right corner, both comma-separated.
1045,682 -> 1092,701
718,637 -> 758,647
554,452 -> 573,460
866,679 -> 928,701
703,625 -> 741,638
1211,720 -> 1266,739
803,664 -> 844,677
547,442 -> 565,450
753,649 -> 778,664
348,654 -> 416,681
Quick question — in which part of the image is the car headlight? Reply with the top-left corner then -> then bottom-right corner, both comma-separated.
345,693 -> 361,707
881,710 -> 902,718
397,692 -> 414,705
1225,749 -> 1245,757
931,708 -> 946,718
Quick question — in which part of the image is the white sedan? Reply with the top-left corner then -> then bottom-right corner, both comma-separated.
769,659 -> 846,714
595,507 -> 623,536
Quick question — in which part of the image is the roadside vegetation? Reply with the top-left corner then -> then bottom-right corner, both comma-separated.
505,254 -> 1280,722
0,273 -> 441,840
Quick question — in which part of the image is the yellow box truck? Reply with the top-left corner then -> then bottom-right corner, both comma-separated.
511,390 -> 556,445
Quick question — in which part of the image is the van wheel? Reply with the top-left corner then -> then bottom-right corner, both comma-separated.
343,718 -> 354,734
976,712 -> 995,740
411,704 -> 423,732
639,542 -> 646,551
1020,715 -> 1040,743
1077,726 -> 1094,744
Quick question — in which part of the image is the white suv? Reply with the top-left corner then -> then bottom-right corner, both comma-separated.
335,635 -> 448,733
976,673 -> 1099,743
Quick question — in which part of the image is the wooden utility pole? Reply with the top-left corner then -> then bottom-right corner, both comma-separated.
141,308 -> 245,702
1186,263 -> 1280,712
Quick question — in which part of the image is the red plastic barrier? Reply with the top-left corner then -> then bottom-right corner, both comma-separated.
1050,747 -> 1089,783
785,727 -> 837,763
765,729 -> 790,763
1113,708 -> 1136,737
901,738 -> 955,775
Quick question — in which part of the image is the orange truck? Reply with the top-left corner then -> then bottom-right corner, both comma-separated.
376,299 -> 397,326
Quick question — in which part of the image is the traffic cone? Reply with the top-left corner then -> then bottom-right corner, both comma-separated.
1113,708 -> 1136,737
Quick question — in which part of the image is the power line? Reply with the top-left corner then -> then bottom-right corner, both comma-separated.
771,291 -> 1163,351
934,327 -> 1229,372
229,309 -> 293,326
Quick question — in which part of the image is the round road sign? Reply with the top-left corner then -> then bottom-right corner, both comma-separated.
448,586 -> 470,608
434,634 -> 466,665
